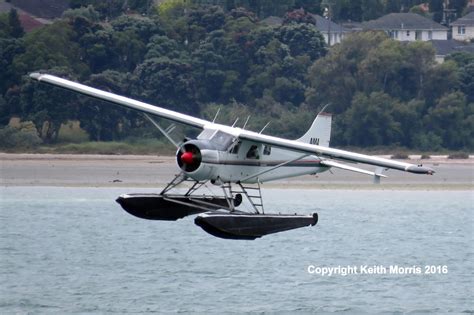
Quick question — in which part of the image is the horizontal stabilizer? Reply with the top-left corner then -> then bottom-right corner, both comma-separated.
320,160 -> 388,178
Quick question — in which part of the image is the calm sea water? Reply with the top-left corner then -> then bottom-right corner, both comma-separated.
0,187 -> 472,314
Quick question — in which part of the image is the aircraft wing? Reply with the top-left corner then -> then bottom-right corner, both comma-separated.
29,73 -> 208,129
30,73 -> 434,175
319,159 -> 387,177
238,130 -> 434,174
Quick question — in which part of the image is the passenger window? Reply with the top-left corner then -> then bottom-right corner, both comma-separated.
246,145 -> 260,159
263,145 -> 271,155
229,141 -> 241,154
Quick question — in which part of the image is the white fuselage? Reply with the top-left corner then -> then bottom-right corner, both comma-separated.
181,138 -> 329,184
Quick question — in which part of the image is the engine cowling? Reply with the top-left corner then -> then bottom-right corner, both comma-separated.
176,141 -> 219,181
177,142 -> 202,172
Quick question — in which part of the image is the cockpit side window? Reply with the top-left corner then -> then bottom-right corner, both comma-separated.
246,145 -> 260,159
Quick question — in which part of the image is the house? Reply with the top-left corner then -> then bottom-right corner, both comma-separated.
451,12 -> 474,42
309,14 -> 348,45
362,13 -> 448,41
430,39 -> 474,63
261,15 -> 348,46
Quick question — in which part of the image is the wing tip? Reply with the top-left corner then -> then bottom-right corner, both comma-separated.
29,72 -> 43,81
407,165 -> 435,175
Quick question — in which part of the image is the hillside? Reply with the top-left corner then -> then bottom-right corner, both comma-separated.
0,2 -> 472,152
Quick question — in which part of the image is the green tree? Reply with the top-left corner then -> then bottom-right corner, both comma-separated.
424,92 -> 473,149
422,60 -> 460,106
399,41 -> 435,100
392,99 -> 424,147
445,52 -> 474,67
12,21 -> 90,78
244,38 -> 290,101
358,39 -> 405,96
132,57 -> 198,114
337,92 -> 402,146
191,30 -> 228,102
8,9 -> 24,38
78,70 -> 135,141
385,0 -> 402,13
62,5 -> 100,22
0,94 -> 8,125
146,35 -> 184,60
110,29 -> 146,71
79,29 -> 115,73
361,0 -> 384,21
277,23 -> 326,60
272,77 -> 305,105
221,0 -> 297,18
0,38 -> 24,94
110,15 -> 161,42
429,0 -> 443,22
0,12 -> 10,38
14,68 -> 79,143
69,0 -> 126,19
306,31 -> 388,113
459,62 -> 474,103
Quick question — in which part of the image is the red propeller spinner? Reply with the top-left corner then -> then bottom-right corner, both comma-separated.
177,143 -> 202,172
180,151 -> 194,165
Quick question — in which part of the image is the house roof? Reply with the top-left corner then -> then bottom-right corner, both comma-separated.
429,39 -> 474,56
363,13 -> 448,31
451,11 -> 474,26
19,13 -> 45,32
309,14 -> 347,33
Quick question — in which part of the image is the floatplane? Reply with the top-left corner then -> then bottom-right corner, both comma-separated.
30,73 -> 434,239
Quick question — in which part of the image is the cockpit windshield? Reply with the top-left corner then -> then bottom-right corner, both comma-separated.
197,129 -> 235,151
197,129 -> 215,140
211,131 -> 235,151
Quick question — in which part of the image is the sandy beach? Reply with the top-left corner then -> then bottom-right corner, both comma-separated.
0,153 -> 472,189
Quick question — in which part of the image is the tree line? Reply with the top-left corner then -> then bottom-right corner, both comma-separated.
0,2 -> 472,150
69,0 -> 470,23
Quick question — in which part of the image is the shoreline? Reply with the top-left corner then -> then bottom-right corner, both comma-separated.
1,153 -> 472,190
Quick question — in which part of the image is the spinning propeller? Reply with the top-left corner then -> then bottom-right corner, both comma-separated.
177,143 -> 202,172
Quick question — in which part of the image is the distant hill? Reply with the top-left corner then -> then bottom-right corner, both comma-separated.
10,0 -> 69,18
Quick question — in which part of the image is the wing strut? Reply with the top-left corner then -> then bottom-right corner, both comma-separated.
320,159 -> 388,178
143,113 -> 180,148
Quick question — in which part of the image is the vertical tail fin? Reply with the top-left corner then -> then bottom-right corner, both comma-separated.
296,111 -> 332,147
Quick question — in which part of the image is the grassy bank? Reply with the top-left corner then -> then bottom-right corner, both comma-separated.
1,140 -> 176,155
